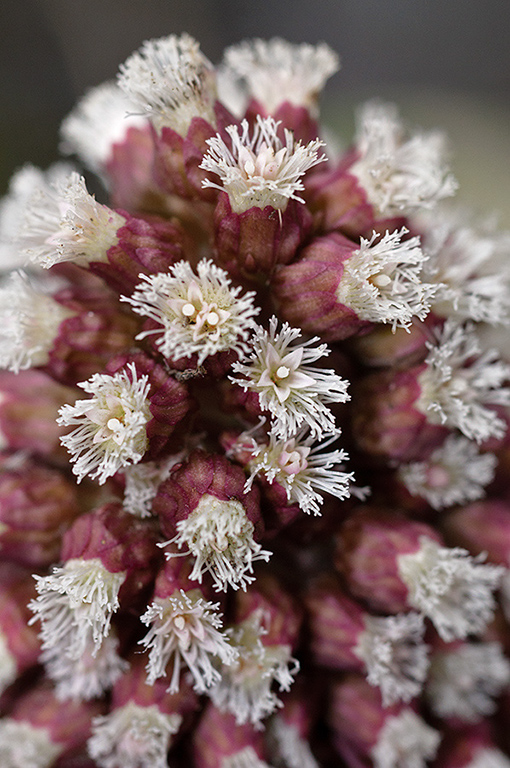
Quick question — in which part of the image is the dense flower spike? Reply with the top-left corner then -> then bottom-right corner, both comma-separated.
124,258 -> 260,365
118,33 -> 217,135
1,29 -> 510,768
201,116 -> 326,212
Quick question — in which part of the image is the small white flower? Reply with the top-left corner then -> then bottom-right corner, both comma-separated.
29,558 -> 125,660
350,101 -> 457,216
60,81 -> 148,176
244,431 -> 352,516
58,364 -> 151,484
140,588 -> 238,693
18,171 -> 125,269
426,642 -> 510,722
370,709 -> 440,768
117,33 -> 217,135
416,320 -> 510,443
222,747 -> 273,768
468,749 -> 510,768
43,628 -> 128,702
200,116 -> 325,213
354,612 -> 429,707
418,207 -> 510,325
88,701 -> 183,768
0,720 -> 63,768
221,38 -> 340,116
397,537 -> 504,641
398,434 -> 497,510
336,228 -> 436,331
267,715 -> 319,768
161,495 -> 271,592
0,270 -> 74,373
0,162 -> 74,271
209,609 -> 299,729
123,259 -> 260,366
231,317 -> 350,440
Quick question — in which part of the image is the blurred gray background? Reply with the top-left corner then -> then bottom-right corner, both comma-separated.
1,0 -> 509,219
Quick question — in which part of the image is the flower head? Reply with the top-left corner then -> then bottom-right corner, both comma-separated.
370,709 -> 440,768
416,320 -> 510,443
140,589 -> 238,693
42,628 -> 128,702
0,270 -> 73,373
0,720 -> 63,768
201,116 -> 325,213
123,259 -> 260,365
162,495 -> 271,592
397,537 -> 504,641
29,557 -> 125,660
0,162 -> 72,271
88,701 -> 183,768
58,363 -> 151,484
426,642 -> 510,723
221,38 -> 340,116
336,228 -> 436,331
398,434 -> 497,510
231,317 -> 350,440
350,101 -> 457,216
244,431 -> 353,516
118,33 -> 217,134
418,207 -> 510,326
60,81 -> 147,176
18,171 -> 125,269
354,612 -> 429,707
209,610 -> 300,729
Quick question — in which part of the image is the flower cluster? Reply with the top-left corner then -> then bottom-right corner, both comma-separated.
0,30 -> 509,768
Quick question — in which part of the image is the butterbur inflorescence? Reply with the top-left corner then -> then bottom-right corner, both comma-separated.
0,29 -> 509,768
